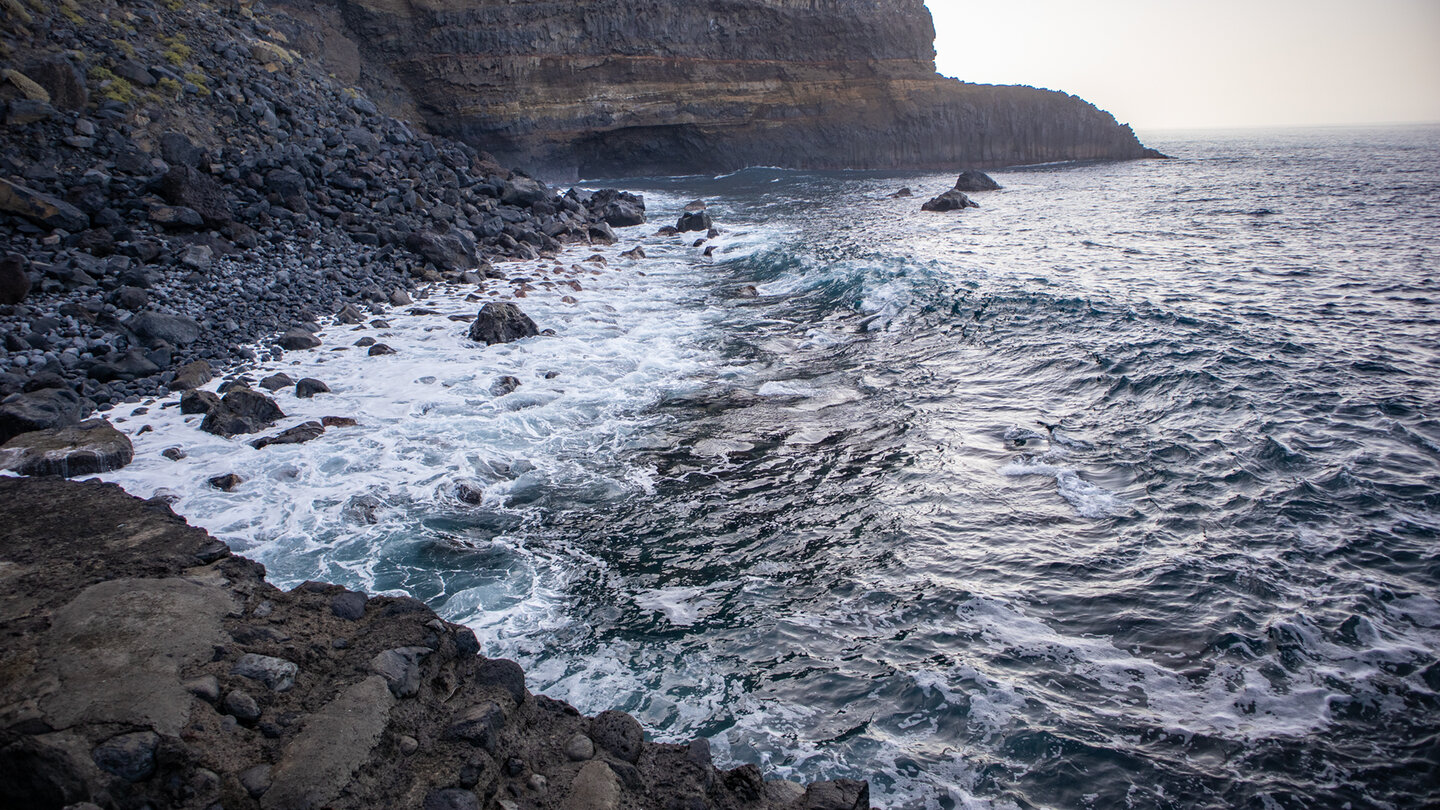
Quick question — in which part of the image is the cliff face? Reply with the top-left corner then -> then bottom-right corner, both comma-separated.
277,0 -> 1155,177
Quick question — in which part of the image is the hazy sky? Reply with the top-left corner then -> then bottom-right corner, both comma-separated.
924,0 -> 1440,131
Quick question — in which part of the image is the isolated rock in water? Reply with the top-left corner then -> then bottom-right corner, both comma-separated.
209,473 -> 242,491
620,245 -> 646,259
295,378 -> 330,398
0,253 -> 31,305
200,389 -> 285,437
676,210 -> 713,233
0,177 -> 89,232
0,387 -> 85,443
468,303 -> 539,345
890,187 -> 913,198
250,421 -> 325,450
277,327 -> 321,350
921,189 -> 980,212
368,343 -> 397,356
259,373 -> 295,392
0,419 -> 134,477
490,375 -> 521,396
128,311 -> 202,348
588,189 -> 647,227
953,169 -> 1002,191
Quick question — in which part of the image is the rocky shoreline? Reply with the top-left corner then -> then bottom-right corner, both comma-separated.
0,476 -> 871,810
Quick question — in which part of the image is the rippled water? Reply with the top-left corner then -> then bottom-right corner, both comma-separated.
102,126 -> 1440,808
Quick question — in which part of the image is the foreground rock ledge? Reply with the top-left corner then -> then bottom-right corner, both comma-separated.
0,477 -> 872,810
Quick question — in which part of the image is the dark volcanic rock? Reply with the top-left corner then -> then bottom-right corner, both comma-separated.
953,169 -> 1002,191
406,229 -> 477,271
209,473 -> 243,491
200,389 -> 285,437
468,303 -> 539,345
0,178 -> 89,232
23,55 -> 88,110
277,327 -> 322,350
295,378 -> 331,398
0,419 -> 133,477
250,420 -> 325,450
158,166 -> 232,227
587,189 -> 647,227
128,311 -> 202,348
676,210 -> 713,233
921,189 -> 979,212
0,387 -> 85,443
0,253 -> 31,305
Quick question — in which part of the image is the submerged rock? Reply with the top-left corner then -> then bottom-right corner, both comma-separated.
921,189 -> 980,212
0,419 -> 133,476
468,303 -> 539,345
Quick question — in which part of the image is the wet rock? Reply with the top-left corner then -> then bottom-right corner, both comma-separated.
322,416 -> 357,428
168,360 -> 214,392
0,387 -> 84,443
390,288 -> 413,306
90,731 -> 158,783
371,646 -> 432,697
0,178 -> 89,232
368,343 -> 396,356
588,189 -> 646,227
953,169 -> 1002,192
128,311 -> 202,348
208,473 -> 242,491
921,189 -> 979,212
468,302 -> 538,345
161,446 -> 187,461
232,653 -> 298,691
890,187 -> 913,198
590,710 -> 643,762
490,375 -> 521,396
180,389 -> 221,416
0,253 -> 31,305
295,378 -> 330,398
620,245 -> 646,259
0,419 -> 134,477
259,373 -> 295,392
277,327 -> 321,350
676,210 -> 713,233
250,420 -> 324,450
799,779 -> 871,810
336,303 -> 366,324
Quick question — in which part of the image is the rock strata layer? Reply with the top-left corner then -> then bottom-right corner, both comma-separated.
0,477 -> 873,810
281,0 -> 1161,176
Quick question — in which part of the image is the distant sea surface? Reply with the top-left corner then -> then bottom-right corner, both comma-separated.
104,126 -> 1440,808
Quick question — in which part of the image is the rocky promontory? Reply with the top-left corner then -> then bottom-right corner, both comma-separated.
0,476 -> 871,810
274,0 -> 1162,176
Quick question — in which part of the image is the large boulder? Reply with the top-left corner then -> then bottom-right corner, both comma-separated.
0,253 -> 31,305
405,229 -> 476,271
0,419 -> 133,477
0,387 -> 85,443
468,303 -> 539,345
277,327 -> 321,351
0,178 -> 89,232
587,189 -> 646,227
920,189 -> 979,212
952,169 -> 1001,192
158,166 -> 231,227
23,55 -> 87,111
500,175 -> 549,207
168,360 -> 213,392
200,389 -> 285,437
676,210 -> 713,233
127,311 -> 202,348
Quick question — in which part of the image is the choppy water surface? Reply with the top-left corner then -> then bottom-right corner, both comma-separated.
104,127 -> 1440,808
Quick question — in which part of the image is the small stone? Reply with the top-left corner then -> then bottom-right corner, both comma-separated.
398,735 -> 419,755
185,675 -> 221,702
231,653 -> 298,691
161,446 -> 187,461
563,733 -> 594,761
527,773 -> 548,793
239,764 -> 272,797
91,731 -> 159,782
223,689 -> 261,724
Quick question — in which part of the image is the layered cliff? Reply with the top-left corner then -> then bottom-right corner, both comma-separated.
274,0 -> 1158,177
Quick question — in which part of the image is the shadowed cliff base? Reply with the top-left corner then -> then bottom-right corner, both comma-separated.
269,0 -> 1163,178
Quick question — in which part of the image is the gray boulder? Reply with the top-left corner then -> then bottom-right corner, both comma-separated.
0,178 -> 89,232
676,210 -> 713,233
128,311 -> 202,348
277,327 -> 321,351
0,387 -> 85,443
953,169 -> 1002,192
500,175 -> 549,207
468,303 -> 538,345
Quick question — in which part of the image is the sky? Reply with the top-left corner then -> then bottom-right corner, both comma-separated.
924,0 -> 1440,131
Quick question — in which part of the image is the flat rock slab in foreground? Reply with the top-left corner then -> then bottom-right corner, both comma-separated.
0,477 -> 872,810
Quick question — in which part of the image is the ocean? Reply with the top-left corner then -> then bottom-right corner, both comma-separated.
100,125 -> 1440,809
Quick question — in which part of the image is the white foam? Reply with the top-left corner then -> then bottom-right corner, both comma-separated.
999,457 -> 1126,518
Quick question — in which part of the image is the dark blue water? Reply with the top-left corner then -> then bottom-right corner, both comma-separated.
112,126 -> 1440,808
